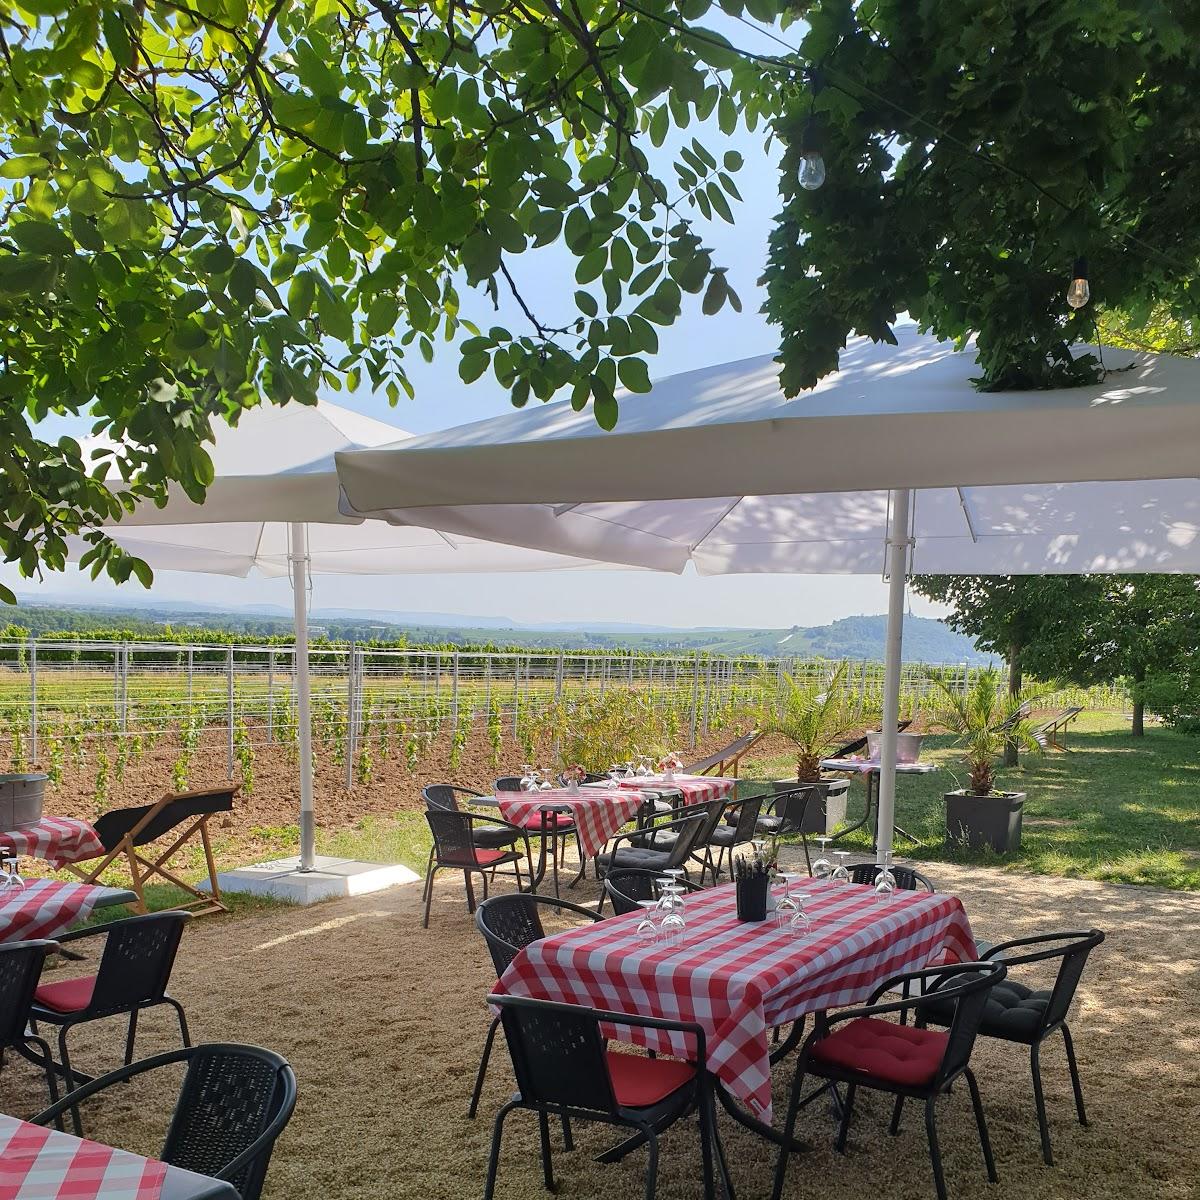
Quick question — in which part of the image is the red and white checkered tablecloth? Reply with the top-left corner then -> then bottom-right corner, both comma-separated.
496,789 -> 646,858
615,774 -> 735,805
0,817 -> 105,869
0,878 -> 108,945
494,877 -> 977,1119
0,1113 -> 168,1200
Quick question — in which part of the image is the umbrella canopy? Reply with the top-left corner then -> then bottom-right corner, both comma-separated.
89,399 -> 627,577
335,326 -> 1200,576
335,325 -> 1200,860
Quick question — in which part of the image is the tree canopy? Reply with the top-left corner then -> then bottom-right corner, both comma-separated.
763,1 -> 1200,395
0,0 -> 776,599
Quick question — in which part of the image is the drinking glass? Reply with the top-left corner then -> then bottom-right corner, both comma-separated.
6,857 -> 23,892
775,871 -> 800,927
830,850 -> 851,884
660,905 -> 686,946
789,887 -> 812,933
750,837 -> 767,864
608,768 -> 626,786
874,850 -> 897,900
812,836 -> 833,879
0,857 -> 11,893
661,867 -> 686,890
635,900 -> 660,944
521,767 -> 538,791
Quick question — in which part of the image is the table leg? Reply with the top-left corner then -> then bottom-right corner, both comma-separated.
829,774 -> 875,844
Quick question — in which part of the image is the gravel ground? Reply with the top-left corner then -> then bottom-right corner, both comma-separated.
3,853 -> 1198,1200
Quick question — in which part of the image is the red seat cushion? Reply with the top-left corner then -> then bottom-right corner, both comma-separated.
534,814 -> 576,829
606,1050 -> 696,1108
34,975 -> 96,1014
440,848 -> 512,867
810,1018 -> 948,1088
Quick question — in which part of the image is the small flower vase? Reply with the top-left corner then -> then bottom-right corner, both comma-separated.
566,778 -> 580,795
735,873 -> 769,922
663,767 -> 676,782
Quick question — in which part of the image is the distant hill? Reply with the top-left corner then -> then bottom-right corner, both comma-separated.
4,595 -> 995,663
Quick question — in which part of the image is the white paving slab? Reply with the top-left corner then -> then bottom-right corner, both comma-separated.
208,855 -> 421,905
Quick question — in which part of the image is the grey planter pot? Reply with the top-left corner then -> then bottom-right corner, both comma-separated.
774,778 -> 849,835
944,790 -> 1025,854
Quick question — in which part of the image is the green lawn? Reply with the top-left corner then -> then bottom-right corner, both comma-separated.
743,711 -> 1200,890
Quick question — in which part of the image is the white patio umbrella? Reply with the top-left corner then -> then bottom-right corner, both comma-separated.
336,325 -> 1200,856
80,401 -> 648,873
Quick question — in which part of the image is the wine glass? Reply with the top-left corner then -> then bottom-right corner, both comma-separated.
7,857 -> 23,892
519,764 -> 534,790
750,837 -> 767,864
608,767 -> 626,786
635,900 -> 660,944
812,836 -> 833,879
789,886 -> 812,933
775,871 -> 800,927
0,856 -> 12,893
659,904 -> 686,946
660,867 -> 686,892
830,850 -> 851,884
874,850 -> 897,900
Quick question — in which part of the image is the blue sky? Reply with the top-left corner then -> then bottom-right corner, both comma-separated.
4,17 -> 948,629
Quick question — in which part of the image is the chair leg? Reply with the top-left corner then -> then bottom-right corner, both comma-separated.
925,1097 -> 947,1200
799,830 -> 812,875
58,1029 -> 81,1137
422,866 -> 437,928
537,1108 -> 557,1193
643,1129 -> 659,1200
124,1010 -> 139,1066
464,870 -> 478,913
697,1091 -> 717,1200
483,1100 -> 516,1200
770,1055 -> 810,1200
26,1034 -> 61,1128
890,1095 -> 905,1136
964,1068 -> 998,1183
1062,1024 -> 1088,1126
834,1082 -> 856,1153
1030,1041 -> 1054,1165
468,1017 -> 499,1119
560,1113 -> 574,1152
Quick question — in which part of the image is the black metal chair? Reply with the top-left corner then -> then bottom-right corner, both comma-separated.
849,862 -> 936,892
754,785 -> 820,873
470,893 -> 603,1120
29,911 -> 192,1132
603,868 -> 705,916
423,784 -> 522,850
920,929 -> 1105,1165
0,939 -> 61,1118
31,1043 -> 297,1200
702,794 -> 764,883
595,813 -> 707,908
485,994 -> 731,1200
771,961 -> 1008,1200
423,809 -> 532,928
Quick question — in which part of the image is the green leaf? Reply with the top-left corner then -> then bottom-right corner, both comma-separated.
229,259 -> 257,303
0,155 -> 50,179
366,293 -> 400,336
593,385 -> 619,431
575,248 -> 607,284
288,271 -> 317,319
617,358 -> 652,393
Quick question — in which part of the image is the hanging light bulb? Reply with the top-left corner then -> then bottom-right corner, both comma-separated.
798,117 -> 825,191
1066,257 -> 1090,309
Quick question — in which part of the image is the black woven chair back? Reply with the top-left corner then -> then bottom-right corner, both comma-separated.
693,798 -> 730,844
558,772 -> 608,786
476,894 -> 547,975
662,813 -> 708,868
0,939 -> 56,1046
494,995 -> 618,1116
475,893 -> 601,976
1005,929 -> 1105,1030
728,793 -> 764,842
90,912 -> 190,1017
160,1045 -> 297,1200
494,776 -> 525,792
766,786 -> 817,834
604,869 -> 703,916
92,788 -> 235,853
848,863 -> 934,892
426,808 -> 491,867
422,784 -> 460,812
924,962 -> 1006,1082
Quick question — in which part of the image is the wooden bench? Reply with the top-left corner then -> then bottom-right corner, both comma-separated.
67,786 -> 238,916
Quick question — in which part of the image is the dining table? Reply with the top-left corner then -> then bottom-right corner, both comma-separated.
0,1111 -> 240,1200
819,758 -> 940,848
492,876 -> 977,1138
495,786 -> 650,893
613,772 -> 736,807
0,878 -> 137,944
1,817 -> 106,869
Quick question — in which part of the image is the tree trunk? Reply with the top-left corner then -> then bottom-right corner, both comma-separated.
1003,642 -> 1022,767
1131,664 -> 1146,737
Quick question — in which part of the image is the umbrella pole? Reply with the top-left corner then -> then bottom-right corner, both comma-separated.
290,521 -> 316,872
876,488 -> 912,859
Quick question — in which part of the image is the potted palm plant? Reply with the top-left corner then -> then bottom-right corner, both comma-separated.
931,669 -> 1042,853
758,663 -> 863,834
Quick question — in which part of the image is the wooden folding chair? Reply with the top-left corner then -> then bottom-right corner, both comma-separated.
682,730 -> 762,778
67,786 -> 238,916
